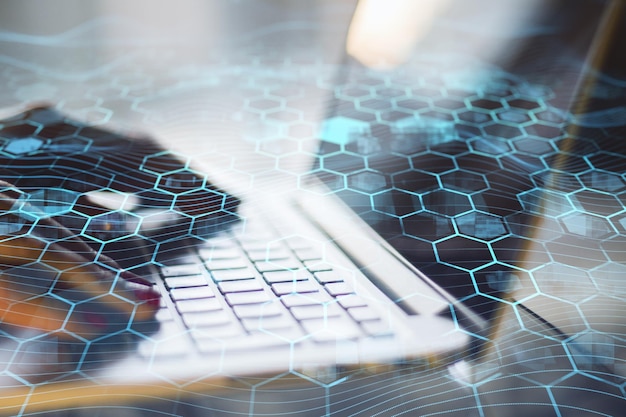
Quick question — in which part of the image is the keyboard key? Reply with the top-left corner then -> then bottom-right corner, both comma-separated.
182,310 -> 232,328
198,247 -> 241,261
271,280 -> 319,296
254,258 -> 302,272
225,290 -> 271,305
176,298 -> 223,313
170,286 -> 215,301
337,294 -> 368,309
300,317 -> 362,341
241,314 -> 293,331
218,278 -> 264,293
233,302 -> 284,319
211,268 -> 256,281
324,282 -> 354,296
165,275 -> 208,288
224,332 -> 293,351
347,306 -> 381,322
246,248 -> 292,262
161,264 -> 204,277
361,320 -> 394,337
281,292 -> 332,308
205,258 -> 249,271
263,269 -> 312,283
191,323 -> 242,340
289,304 -> 343,321
303,260 -> 334,272
314,271 -> 344,284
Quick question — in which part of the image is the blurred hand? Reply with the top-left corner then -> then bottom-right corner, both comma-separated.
0,105 -> 240,338
0,180 -> 160,338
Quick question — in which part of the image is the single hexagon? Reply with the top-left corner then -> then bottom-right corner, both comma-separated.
546,234 -> 608,269
500,153 -> 544,174
518,189 -> 574,217
38,122 -> 80,139
0,122 -> 40,138
433,97 -> 465,111
469,98 -> 503,111
422,189 -> 472,217
588,151 -> 626,172
336,85 -> 371,99
372,189 -> 421,217
513,137 -> 554,156
27,188 -> 79,218
347,170 -> 388,193
473,264 -> 528,295
474,189 -> 524,217
591,262 -> 626,300
456,153 -> 500,174
411,153 -> 455,174
543,153 -> 591,173
531,171 -> 582,193
508,98 -> 542,110
4,137 -> 44,155
532,263 -> 596,303
247,97 -> 282,112
391,170 -> 439,192
578,295 -> 626,336
534,108 -> 568,124
396,98 -> 430,111
140,151 -> 190,175
357,98 -> 392,112
402,212 -> 452,242
560,212 -> 615,239
457,110 -> 492,125
321,153 -> 365,173
48,136 -> 92,154
0,213 -> 25,235
505,212 -> 563,240
580,171 -> 626,193
573,190 -> 623,217
265,108 -> 301,123
83,211 -> 136,243
456,211 -> 507,240
156,170 -> 206,195
436,236 -> 493,270
491,236 -> 551,270
469,137 -> 511,156
441,170 -> 488,193
483,123 -> 524,139
497,110 -> 532,124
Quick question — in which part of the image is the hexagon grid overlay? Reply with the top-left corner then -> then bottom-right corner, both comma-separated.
0,3 -> 625,417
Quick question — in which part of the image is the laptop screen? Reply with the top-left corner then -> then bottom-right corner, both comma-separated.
310,0 -> 622,318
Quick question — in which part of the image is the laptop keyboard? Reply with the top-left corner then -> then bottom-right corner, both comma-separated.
142,220 -> 393,357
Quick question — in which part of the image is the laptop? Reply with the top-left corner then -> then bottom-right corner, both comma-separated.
0,0 -> 621,414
